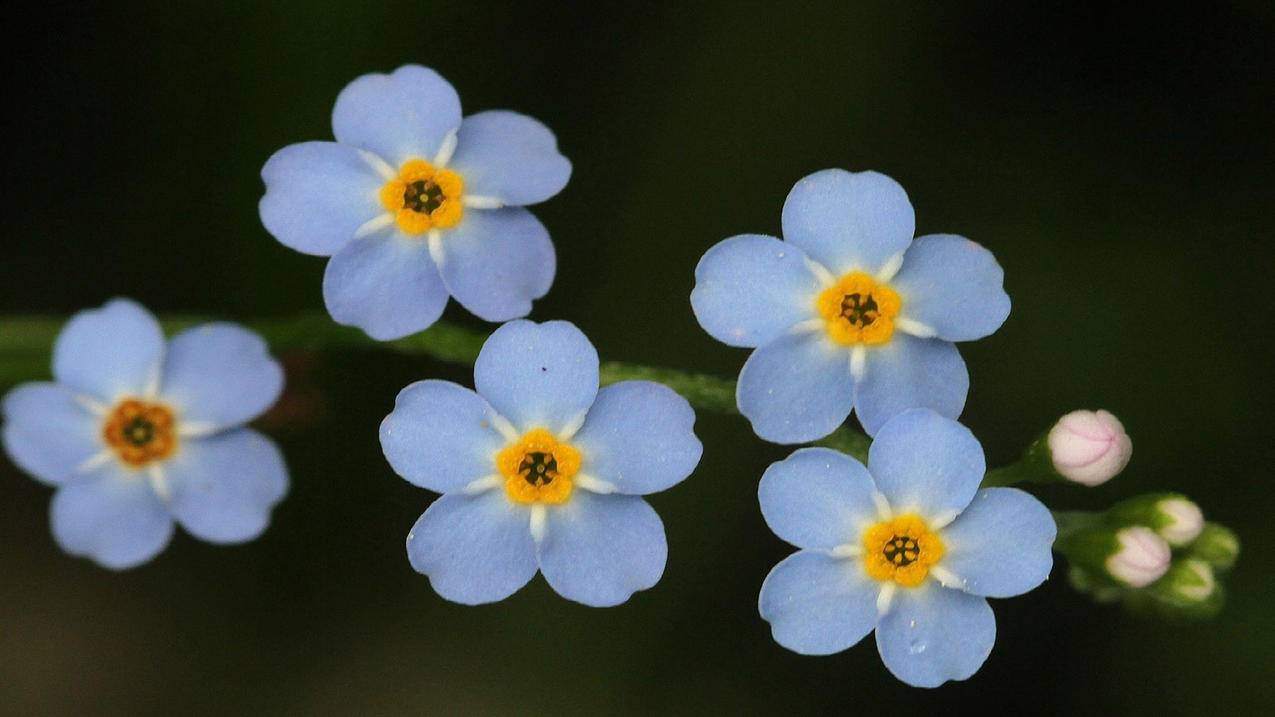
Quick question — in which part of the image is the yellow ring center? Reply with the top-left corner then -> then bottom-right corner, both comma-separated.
379,158 -> 464,234
815,271 -> 902,345
496,428 -> 581,505
862,514 -> 945,587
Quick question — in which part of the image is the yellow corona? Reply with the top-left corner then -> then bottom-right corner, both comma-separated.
862,514 -> 945,587
101,399 -> 178,467
379,158 -> 464,234
496,428 -> 581,505
815,271 -> 902,346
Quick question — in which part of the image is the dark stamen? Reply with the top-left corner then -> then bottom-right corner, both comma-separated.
123,417 -> 156,447
518,452 -> 558,487
839,292 -> 880,327
882,535 -> 920,567
403,180 -> 445,214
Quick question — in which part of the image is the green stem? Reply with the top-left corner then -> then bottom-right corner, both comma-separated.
0,313 -> 742,418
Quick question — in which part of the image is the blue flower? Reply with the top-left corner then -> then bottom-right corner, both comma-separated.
1,299 -> 288,569
259,65 -> 571,341
691,169 -> 1010,442
380,320 -> 702,606
757,409 -> 1055,688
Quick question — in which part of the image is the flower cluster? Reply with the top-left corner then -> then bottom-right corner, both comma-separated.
0,63 -> 1233,693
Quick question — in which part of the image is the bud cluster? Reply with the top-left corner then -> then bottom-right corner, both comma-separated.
1055,496 -> 1238,619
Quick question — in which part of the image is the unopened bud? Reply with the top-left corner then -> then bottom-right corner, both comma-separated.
1047,409 -> 1132,486
1157,559 -> 1216,604
1106,527 -> 1171,588
1189,523 -> 1240,572
1107,493 -> 1204,546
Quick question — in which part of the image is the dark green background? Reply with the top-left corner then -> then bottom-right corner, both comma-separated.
3,2 -> 1273,714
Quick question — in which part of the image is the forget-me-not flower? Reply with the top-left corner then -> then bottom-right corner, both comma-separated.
260,65 -> 571,340
691,169 -> 1010,442
1,299 -> 288,569
380,320 -> 702,606
757,409 -> 1055,688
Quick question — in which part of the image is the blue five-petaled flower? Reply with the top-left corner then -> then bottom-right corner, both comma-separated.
380,320 -> 702,606
260,65 -> 572,341
1,299 -> 288,569
757,409 -> 1055,688
692,169 -> 1011,443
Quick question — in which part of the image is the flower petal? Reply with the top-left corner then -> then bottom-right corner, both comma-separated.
892,234 -> 1011,342
781,169 -> 915,276
691,234 -> 823,348
875,583 -> 995,688
259,141 -> 384,257
437,208 -> 555,322
853,334 -> 968,436
50,465 -> 174,570
406,490 -> 538,605
2,383 -> 101,485
160,323 -> 283,431
322,229 -> 450,341
447,110 -> 571,206
331,65 -> 462,166
166,429 -> 288,544
758,447 -> 880,550
867,409 -> 984,521
380,380 -> 506,493
758,551 -> 879,655
537,491 -> 666,607
53,298 -> 164,402
473,320 -> 599,434
571,381 -> 702,495
938,488 -> 1056,598
737,331 -> 854,444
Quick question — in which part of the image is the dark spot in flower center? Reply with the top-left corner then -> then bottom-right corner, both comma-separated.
123,417 -> 156,448
883,535 -> 920,566
519,452 -> 558,487
839,292 -> 880,327
403,180 -> 445,214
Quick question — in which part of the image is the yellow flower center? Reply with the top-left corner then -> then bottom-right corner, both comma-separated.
102,399 -> 177,467
815,272 -> 902,345
496,428 -> 581,505
379,158 -> 464,234
862,514 -> 945,588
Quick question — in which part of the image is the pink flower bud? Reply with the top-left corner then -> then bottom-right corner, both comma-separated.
1106,527 -> 1171,587
1157,498 -> 1204,546
1047,409 -> 1132,486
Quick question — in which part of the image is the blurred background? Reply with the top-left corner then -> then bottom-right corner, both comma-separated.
3,1 -> 1273,714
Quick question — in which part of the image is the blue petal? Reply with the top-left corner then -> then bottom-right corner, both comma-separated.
259,141 -> 384,257
50,464 -> 174,570
447,111 -> 571,206
853,334 -> 968,436
406,490 -> 538,605
2,383 -> 100,485
322,229 -> 450,341
537,491 -> 666,607
758,551 -> 879,655
876,583 -> 995,688
892,234 -> 1011,342
53,298 -> 164,402
473,320 -> 599,435
159,324 -> 283,432
758,447 -> 880,550
437,208 -> 555,322
737,330 -> 854,444
571,381 -> 702,495
166,429 -> 288,544
867,409 -> 984,521
331,65 -> 462,166
781,169 -> 915,276
691,234 -> 823,348
380,380 -> 506,493
939,488 -> 1056,598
